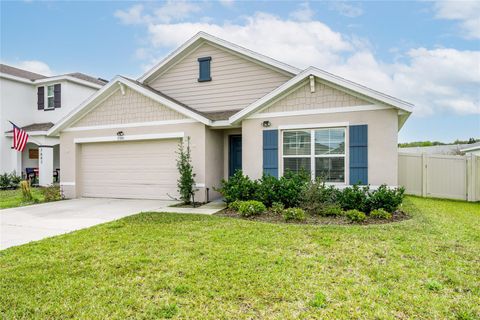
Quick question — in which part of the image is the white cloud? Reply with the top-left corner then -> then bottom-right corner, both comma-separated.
115,5 -> 480,116
290,2 -> 315,22
6,60 -> 54,76
115,1 -> 200,25
147,12 -> 354,69
434,1 -> 480,39
114,4 -> 145,25
329,2 -> 363,18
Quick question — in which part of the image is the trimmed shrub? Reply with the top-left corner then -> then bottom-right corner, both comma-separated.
370,208 -> 392,219
255,174 -> 281,207
217,171 -> 258,203
320,204 -> 344,217
345,209 -> 366,223
0,173 -> 11,190
20,180 -> 33,202
271,202 -> 284,215
283,207 -> 306,221
228,200 -> 242,211
238,200 -> 266,217
277,170 -> 310,208
300,179 -> 340,215
42,185 -> 62,202
9,172 -> 21,189
338,185 -> 369,213
367,185 -> 405,213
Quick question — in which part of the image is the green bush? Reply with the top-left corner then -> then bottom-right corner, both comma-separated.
9,172 -> 21,189
345,209 -> 366,223
338,185 -> 369,212
0,173 -> 11,190
271,202 -> 284,215
320,204 -> 344,217
367,185 -> 405,213
254,174 -> 281,207
300,179 -> 340,215
276,170 -> 310,208
176,137 -> 196,204
282,207 -> 306,221
228,200 -> 243,211
217,171 -> 258,203
238,200 -> 266,217
42,185 -> 62,202
370,208 -> 392,219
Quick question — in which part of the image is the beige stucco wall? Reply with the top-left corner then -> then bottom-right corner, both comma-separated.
260,79 -> 370,114
149,43 -> 292,113
60,122 -> 209,201
73,87 -> 186,127
242,108 -> 399,186
204,128 -> 224,200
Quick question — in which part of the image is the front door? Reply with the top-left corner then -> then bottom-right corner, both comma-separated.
229,135 -> 242,177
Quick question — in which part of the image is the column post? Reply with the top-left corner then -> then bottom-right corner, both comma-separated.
39,146 -> 54,186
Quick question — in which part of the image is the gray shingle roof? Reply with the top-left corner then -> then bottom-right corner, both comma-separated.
0,64 -> 47,80
64,73 -> 108,86
5,122 -> 54,133
0,64 -> 107,86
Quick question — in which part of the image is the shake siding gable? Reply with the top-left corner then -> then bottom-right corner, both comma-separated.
149,43 -> 292,113
260,79 -> 370,114
72,87 -> 186,127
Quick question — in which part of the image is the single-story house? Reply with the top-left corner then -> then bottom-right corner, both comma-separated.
48,32 -> 413,202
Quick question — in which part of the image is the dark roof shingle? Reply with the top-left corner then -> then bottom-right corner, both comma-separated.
0,64 -> 47,80
5,122 -> 54,133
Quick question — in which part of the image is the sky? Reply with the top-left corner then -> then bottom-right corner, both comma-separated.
1,0 -> 479,143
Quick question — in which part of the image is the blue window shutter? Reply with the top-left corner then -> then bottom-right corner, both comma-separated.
198,57 -> 211,82
349,125 -> 368,185
263,130 -> 278,178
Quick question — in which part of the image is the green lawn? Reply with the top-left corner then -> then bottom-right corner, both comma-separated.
0,188 -> 45,209
1,197 -> 479,319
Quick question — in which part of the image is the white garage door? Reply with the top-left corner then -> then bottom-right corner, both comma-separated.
80,139 -> 179,200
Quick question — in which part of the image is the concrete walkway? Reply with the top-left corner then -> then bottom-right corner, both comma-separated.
160,199 -> 227,215
0,198 -> 173,250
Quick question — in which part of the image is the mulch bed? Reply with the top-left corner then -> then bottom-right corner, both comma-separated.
215,209 -> 410,226
169,202 -> 206,208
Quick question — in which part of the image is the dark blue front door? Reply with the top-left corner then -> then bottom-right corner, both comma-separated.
229,135 -> 242,177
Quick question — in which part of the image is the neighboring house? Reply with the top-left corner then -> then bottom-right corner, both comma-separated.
460,143 -> 480,156
0,64 -> 106,185
49,32 -> 413,201
400,142 -> 480,156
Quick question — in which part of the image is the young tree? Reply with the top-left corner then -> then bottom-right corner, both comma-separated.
176,136 -> 196,204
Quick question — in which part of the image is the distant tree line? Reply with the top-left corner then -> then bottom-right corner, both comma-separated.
399,138 -> 479,148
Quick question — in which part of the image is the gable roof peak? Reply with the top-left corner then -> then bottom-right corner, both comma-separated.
138,31 -> 301,84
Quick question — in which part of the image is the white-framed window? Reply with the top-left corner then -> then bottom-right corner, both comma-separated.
282,127 -> 346,183
46,85 -> 55,109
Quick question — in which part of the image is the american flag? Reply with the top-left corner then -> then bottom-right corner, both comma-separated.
10,122 -> 29,152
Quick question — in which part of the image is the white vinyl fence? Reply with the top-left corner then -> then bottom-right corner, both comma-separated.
398,153 -> 480,202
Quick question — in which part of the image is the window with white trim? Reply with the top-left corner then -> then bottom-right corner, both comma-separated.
282,127 -> 346,182
46,85 -> 55,109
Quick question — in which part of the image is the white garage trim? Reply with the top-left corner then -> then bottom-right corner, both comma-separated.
74,132 -> 184,144
60,182 -> 76,186
64,119 -> 196,132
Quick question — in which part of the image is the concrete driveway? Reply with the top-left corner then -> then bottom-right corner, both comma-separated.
0,198 -> 174,250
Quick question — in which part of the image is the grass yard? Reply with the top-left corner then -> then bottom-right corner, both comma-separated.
0,188 -> 45,209
1,197 -> 479,319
